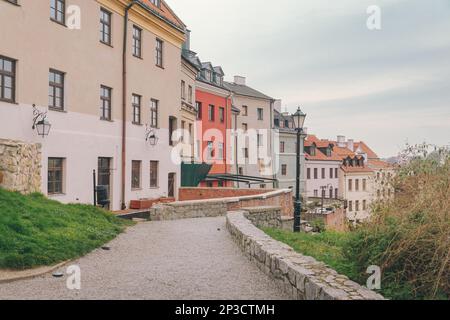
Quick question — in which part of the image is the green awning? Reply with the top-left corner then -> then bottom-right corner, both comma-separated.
181,162 -> 213,187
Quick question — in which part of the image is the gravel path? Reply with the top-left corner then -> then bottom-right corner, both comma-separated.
0,217 -> 289,300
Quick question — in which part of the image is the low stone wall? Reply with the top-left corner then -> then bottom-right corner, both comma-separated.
150,199 -> 228,221
0,139 -> 41,194
228,189 -> 293,216
226,211 -> 384,300
179,187 -> 271,201
242,206 -> 282,229
150,189 -> 293,221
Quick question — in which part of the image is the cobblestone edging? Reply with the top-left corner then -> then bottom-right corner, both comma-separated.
226,211 -> 385,300
0,260 -> 69,284
150,189 -> 292,221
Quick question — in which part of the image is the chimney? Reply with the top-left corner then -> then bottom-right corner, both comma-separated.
273,99 -> 282,112
337,135 -> 346,148
234,75 -> 246,86
182,29 -> 191,52
347,139 -> 354,152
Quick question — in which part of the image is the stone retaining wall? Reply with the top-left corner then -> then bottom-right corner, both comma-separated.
226,211 -> 384,300
150,189 -> 293,221
0,139 -> 41,194
150,199 -> 228,221
242,206 -> 282,229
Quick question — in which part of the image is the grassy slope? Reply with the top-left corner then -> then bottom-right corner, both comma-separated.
263,228 -> 359,282
0,188 -> 132,270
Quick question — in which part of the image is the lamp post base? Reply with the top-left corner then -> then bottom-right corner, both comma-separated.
293,200 -> 302,233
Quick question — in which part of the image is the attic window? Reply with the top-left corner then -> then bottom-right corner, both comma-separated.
310,146 -> 316,156
205,70 -> 211,82
274,119 -> 280,127
149,0 -> 161,8
326,147 -> 331,157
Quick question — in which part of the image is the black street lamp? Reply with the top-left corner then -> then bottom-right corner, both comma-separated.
292,107 -> 307,233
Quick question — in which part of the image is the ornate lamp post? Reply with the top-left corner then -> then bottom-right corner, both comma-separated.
292,107 -> 307,232
32,105 -> 51,138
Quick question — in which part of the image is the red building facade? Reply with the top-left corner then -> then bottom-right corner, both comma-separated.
195,65 -> 233,187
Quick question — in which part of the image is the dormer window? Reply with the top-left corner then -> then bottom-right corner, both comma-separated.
274,119 -> 280,127
205,70 -> 212,82
149,0 -> 161,8
310,146 -> 316,156
326,147 -> 331,157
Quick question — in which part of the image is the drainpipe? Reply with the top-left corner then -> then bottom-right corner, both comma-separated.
234,110 -> 239,185
121,1 -> 139,210
224,90 -> 232,186
270,99 -> 278,189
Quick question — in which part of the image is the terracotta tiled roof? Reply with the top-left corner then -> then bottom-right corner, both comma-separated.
140,0 -> 185,30
341,165 -> 374,173
305,135 -> 334,148
355,141 -> 379,159
367,159 -> 394,169
304,135 -> 343,161
305,152 -> 341,162
333,145 -> 356,158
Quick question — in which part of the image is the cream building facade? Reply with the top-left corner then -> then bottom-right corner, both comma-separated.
336,137 -> 395,222
0,0 -> 187,210
179,43 -> 199,163
339,156 -> 374,222
225,76 -> 275,189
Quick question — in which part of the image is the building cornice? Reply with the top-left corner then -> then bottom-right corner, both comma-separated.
97,0 -> 185,48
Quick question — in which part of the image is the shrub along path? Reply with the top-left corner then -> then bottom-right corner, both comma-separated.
0,217 -> 289,300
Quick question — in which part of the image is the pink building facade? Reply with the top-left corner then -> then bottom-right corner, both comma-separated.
304,135 -> 341,200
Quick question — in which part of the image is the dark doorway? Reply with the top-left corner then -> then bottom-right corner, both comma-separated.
168,172 -> 176,198
98,157 -> 112,209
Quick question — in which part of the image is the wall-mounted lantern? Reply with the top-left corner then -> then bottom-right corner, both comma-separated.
145,125 -> 159,146
32,104 -> 51,138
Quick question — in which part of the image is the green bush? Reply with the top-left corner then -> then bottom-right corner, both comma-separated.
311,218 -> 326,233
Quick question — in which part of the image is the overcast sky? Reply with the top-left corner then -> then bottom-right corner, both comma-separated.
169,0 -> 450,157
